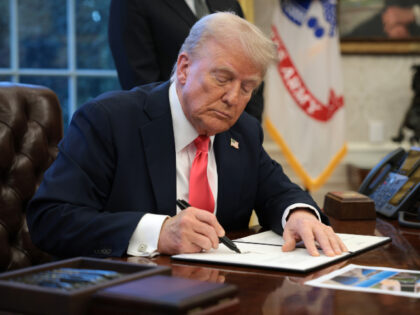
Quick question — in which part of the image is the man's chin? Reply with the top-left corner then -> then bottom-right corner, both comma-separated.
201,122 -> 232,136
194,114 -> 239,135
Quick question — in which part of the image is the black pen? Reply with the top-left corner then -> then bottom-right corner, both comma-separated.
176,199 -> 241,254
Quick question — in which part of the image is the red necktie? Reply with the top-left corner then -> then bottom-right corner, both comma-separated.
189,135 -> 215,212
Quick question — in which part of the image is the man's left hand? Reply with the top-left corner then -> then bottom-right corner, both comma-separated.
282,209 -> 348,257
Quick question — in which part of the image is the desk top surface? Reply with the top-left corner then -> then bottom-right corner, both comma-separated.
121,218 -> 420,315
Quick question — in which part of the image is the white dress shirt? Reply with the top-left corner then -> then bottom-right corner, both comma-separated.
184,0 -> 196,14
127,82 -> 320,257
127,83 -> 218,256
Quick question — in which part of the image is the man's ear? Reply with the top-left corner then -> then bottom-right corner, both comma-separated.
176,52 -> 190,85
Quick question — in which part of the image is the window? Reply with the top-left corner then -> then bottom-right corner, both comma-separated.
0,0 -> 119,128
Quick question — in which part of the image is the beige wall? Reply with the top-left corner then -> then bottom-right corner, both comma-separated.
342,55 -> 420,143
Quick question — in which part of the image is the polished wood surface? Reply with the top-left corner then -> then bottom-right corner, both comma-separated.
123,218 -> 420,315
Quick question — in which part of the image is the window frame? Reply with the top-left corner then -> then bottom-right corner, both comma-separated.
0,0 -> 118,124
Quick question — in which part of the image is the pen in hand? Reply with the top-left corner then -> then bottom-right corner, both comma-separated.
176,199 -> 241,254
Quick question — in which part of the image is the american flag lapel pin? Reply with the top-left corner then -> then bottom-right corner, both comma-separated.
230,138 -> 239,149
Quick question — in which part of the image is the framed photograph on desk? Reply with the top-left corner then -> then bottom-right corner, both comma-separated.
0,257 -> 170,315
339,0 -> 420,54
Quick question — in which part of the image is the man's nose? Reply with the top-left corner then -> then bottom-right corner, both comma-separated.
222,82 -> 241,106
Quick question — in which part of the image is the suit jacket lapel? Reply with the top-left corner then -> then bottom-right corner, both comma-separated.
140,82 -> 176,216
163,0 -> 197,27
214,130 -> 244,226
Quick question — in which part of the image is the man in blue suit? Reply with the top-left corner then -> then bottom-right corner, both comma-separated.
27,12 -> 347,259
108,0 -> 265,121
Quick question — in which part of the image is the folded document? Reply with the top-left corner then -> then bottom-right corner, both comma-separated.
172,231 -> 391,272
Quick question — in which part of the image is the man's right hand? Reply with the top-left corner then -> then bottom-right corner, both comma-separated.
157,207 -> 225,254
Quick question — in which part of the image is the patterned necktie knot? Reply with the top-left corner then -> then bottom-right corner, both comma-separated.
194,135 -> 210,153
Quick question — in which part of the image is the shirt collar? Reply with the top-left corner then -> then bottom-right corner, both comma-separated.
169,82 -> 214,153
184,0 -> 195,14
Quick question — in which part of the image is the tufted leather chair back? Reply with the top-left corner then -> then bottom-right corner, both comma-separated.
0,82 -> 63,271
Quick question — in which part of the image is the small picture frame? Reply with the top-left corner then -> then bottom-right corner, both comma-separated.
339,0 -> 420,54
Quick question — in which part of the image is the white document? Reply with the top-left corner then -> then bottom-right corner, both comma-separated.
306,264 -> 420,298
172,231 -> 390,272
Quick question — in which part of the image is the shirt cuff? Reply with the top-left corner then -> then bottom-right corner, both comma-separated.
127,213 -> 168,257
281,203 -> 321,228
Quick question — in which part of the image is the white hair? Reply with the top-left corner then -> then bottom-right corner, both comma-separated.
171,11 -> 277,81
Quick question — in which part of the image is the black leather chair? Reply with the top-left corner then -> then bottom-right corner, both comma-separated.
0,82 -> 63,271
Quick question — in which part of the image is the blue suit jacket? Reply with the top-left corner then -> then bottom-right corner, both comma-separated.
109,0 -> 244,88
108,0 -> 265,121
27,81 -> 324,258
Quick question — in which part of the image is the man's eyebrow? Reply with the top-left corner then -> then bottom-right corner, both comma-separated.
242,76 -> 262,89
244,76 -> 261,84
215,67 -> 260,83
213,67 -> 234,75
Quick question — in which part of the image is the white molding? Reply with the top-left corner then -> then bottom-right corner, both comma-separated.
263,140 -> 414,169
345,141 -> 411,168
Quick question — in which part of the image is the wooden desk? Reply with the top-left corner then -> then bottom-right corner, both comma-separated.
122,218 -> 420,315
